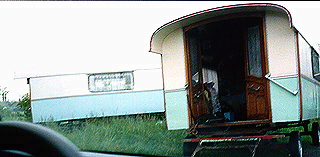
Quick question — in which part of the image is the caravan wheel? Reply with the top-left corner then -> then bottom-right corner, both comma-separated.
311,122 -> 320,146
289,131 -> 302,157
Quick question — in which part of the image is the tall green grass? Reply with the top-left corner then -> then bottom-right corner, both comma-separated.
45,114 -> 186,156
46,116 -> 320,156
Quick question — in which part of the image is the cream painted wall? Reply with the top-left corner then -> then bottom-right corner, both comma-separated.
161,28 -> 189,130
161,11 -> 298,88
162,28 -> 187,91
265,11 -> 298,77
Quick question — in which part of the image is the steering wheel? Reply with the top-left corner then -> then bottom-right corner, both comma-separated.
0,121 -> 82,157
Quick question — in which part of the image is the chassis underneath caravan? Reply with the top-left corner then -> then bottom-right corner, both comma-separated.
183,119 -> 320,156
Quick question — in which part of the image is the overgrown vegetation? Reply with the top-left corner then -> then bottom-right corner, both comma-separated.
43,116 -> 319,156
0,94 -> 31,121
45,114 -> 186,156
16,94 -> 32,120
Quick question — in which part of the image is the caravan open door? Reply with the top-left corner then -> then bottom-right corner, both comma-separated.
185,16 -> 270,125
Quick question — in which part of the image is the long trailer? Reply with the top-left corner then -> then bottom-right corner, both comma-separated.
26,68 -> 164,123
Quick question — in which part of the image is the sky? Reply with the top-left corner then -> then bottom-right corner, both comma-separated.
1,1 -> 320,101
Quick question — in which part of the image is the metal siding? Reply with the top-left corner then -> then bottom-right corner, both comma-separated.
30,74 -> 89,100
30,69 -> 163,100
133,69 -> 163,91
165,90 -> 189,130
302,78 -> 319,120
270,77 -> 300,122
298,33 -> 320,120
298,34 -> 313,78
318,85 -> 320,118
31,90 -> 164,123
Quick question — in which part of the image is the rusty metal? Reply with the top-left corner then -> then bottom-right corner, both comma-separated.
188,134 -> 285,157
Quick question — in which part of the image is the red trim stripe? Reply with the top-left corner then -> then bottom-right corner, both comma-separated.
185,135 -> 286,142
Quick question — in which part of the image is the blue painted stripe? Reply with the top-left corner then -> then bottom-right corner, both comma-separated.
31,90 -> 164,122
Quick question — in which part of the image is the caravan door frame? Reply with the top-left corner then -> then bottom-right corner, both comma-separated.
183,12 -> 272,126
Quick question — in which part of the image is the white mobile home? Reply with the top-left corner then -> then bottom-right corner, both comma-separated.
26,68 -> 164,123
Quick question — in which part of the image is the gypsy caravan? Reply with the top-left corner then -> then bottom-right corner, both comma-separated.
149,3 -> 320,156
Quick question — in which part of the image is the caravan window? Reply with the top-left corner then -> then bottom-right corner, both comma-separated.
88,72 -> 134,92
312,48 -> 320,81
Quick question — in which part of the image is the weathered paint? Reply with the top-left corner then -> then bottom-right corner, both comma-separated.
270,77 -> 300,122
164,90 -> 189,130
31,90 -> 164,123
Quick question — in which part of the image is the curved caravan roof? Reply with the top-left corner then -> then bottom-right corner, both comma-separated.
149,3 -> 293,54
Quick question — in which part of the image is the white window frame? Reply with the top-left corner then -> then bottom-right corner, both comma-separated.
88,71 -> 134,92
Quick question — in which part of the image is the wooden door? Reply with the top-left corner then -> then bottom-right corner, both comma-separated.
186,33 -> 207,120
245,24 -> 270,120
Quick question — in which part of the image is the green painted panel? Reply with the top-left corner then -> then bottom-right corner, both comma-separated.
270,77 -> 300,122
301,78 -> 320,120
165,90 -> 189,130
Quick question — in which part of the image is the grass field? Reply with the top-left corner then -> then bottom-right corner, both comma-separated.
1,103 -> 319,156
44,114 -> 187,156
44,115 -> 319,157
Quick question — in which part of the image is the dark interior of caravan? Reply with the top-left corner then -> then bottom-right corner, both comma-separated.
187,17 -> 263,122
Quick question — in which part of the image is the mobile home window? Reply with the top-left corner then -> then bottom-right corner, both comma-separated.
88,72 -> 134,92
312,49 -> 320,81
